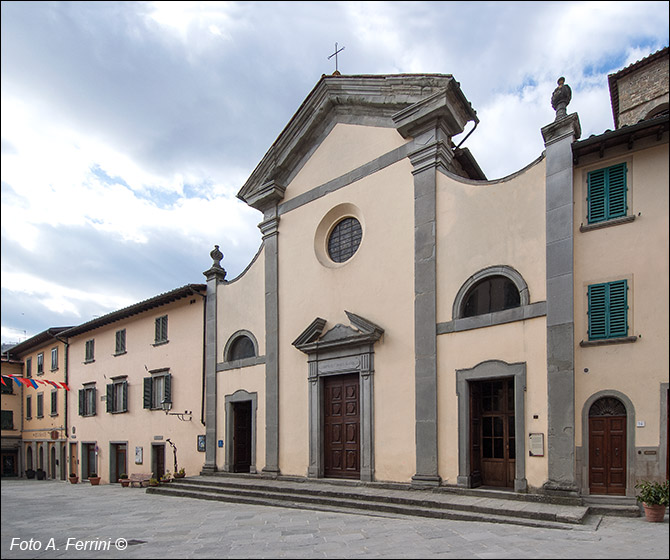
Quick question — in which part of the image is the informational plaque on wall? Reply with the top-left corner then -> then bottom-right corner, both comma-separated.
135,446 -> 143,464
528,433 -> 544,457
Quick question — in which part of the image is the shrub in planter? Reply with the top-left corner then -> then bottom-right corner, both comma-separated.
635,480 -> 669,522
26,469 -> 36,479
36,469 -> 46,480
69,473 -> 79,484
88,473 -> 101,485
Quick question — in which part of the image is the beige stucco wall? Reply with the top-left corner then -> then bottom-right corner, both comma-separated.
218,248 -> 266,359
277,123 -> 417,481
216,246 -> 267,470
574,141 -> 669,449
68,297 -> 206,483
435,161 -> 549,488
285,123 -> 407,202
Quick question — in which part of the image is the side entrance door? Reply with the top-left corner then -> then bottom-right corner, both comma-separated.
324,373 -> 360,479
471,377 -> 515,488
589,397 -> 627,495
232,401 -> 252,473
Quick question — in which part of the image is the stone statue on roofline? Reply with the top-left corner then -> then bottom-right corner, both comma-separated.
551,77 -> 572,121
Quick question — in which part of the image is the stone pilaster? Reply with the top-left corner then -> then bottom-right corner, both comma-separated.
408,122 -> 454,487
202,246 -> 227,474
541,113 -> 581,494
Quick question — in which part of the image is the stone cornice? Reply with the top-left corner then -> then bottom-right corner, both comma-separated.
238,74 -> 477,208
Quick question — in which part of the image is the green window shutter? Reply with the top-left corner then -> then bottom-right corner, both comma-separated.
588,284 -> 607,339
608,280 -> 628,337
587,169 -> 606,223
587,163 -> 627,224
106,384 -> 113,413
164,374 -> 172,404
79,389 -> 85,416
122,381 -> 128,412
607,163 -> 627,218
91,388 -> 97,415
588,280 -> 628,340
143,377 -> 152,409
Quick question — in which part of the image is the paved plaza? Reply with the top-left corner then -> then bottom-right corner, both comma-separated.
1,479 -> 668,559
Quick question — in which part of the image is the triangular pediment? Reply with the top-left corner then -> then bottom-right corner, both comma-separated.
292,311 -> 384,354
237,74 -> 478,211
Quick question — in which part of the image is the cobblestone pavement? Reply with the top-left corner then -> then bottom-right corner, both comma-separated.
2,479 -> 668,559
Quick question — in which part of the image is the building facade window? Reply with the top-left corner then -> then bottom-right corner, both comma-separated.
461,275 -> 521,318
50,390 -> 58,416
328,217 -> 362,263
25,357 -> 32,378
154,316 -> 168,344
227,335 -> 256,361
106,378 -> 128,413
588,280 -> 629,340
51,347 -> 58,370
115,329 -> 127,355
85,339 -> 95,363
37,353 -> 44,375
26,395 -> 32,419
143,372 -> 171,410
78,385 -> 97,416
1,410 -> 13,430
587,162 -> 627,224
36,393 -> 44,418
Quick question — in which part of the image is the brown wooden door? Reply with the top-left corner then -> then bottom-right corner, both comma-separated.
233,401 -> 252,473
469,381 -> 482,487
113,444 -> 127,482
324,373 -> 360,479
475,378 -> 515,488
589,415 -> 626,495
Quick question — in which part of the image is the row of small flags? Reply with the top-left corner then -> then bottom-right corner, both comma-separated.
1,375 -> 70,391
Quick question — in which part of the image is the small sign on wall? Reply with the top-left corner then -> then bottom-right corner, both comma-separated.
135,446 -> 143,464
528,433 -> 544,457
197,435 -> 206,452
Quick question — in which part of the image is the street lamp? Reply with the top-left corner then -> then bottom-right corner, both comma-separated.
161,400 -> 192,422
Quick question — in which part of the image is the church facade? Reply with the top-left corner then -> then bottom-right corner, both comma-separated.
203,48 -> 668,497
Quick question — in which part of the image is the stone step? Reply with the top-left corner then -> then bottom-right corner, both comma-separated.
146,476 -> 598,529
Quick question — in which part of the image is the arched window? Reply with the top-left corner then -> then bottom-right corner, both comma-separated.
461,275 -> 521,318
226,334 -> 256,362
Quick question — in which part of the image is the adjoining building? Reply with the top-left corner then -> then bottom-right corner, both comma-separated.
1,353 -> 24,477
60,284 -> 207,484
3,328 -> 72,480
203,47 -> 668,497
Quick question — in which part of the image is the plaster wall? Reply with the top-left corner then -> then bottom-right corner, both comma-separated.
435,160 -> 547,324
277,124 -> 417,481
218,249 -> 266,358
573,142 -> 669,449
437,318 -> 548,488
67,297 -> 206,483
285,123 -> 406,202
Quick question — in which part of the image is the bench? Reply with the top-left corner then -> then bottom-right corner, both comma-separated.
128,473 -> 153,488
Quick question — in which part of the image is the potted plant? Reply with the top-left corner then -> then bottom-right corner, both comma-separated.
635,479 -> 669,522
25,468 -> 36,479
148,477 -> 159,487
69,472 -> 79,484
173,468 -> 186,479
160,471 -> 172,484
119,473 -> 130,487
88,472 -> 101,486
36,468 -> 46,480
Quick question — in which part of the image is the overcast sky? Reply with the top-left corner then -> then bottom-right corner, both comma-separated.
1,1 -> 668,345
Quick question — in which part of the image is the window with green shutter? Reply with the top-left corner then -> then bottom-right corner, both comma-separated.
588,280 -> 628,340
143,372 -> 171,410
587,163 -> 627,224
154,315 -> 168,344
106,379 -> 128,413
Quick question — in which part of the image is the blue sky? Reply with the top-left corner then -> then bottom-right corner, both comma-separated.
1,1 -> 668,345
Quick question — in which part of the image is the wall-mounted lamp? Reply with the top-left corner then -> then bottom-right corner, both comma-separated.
161,400 -> 192,422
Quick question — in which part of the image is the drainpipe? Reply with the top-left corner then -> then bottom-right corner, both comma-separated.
455,119 -> 479,149
193,290 -> 207,427
53,333 -> 69,479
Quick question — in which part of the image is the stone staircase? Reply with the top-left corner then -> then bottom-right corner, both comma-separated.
146,473 -> 640,530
